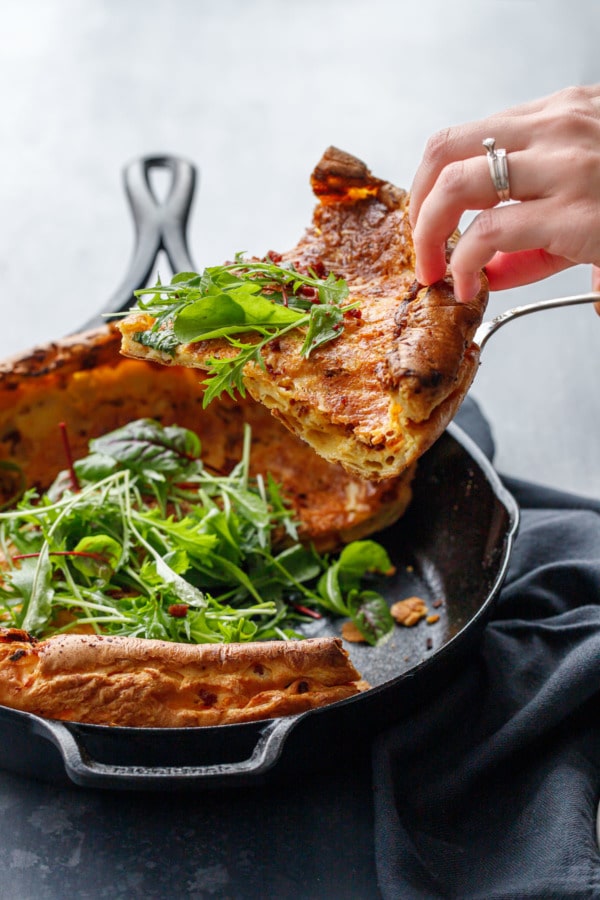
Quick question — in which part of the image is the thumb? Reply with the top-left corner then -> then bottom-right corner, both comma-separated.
593,265 -> 600,316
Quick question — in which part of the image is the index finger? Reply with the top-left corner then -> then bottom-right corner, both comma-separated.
409,114 -> 530,227
409,85 -> 600,228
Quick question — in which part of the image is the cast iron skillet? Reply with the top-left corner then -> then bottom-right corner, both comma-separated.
0,156 -> 519,791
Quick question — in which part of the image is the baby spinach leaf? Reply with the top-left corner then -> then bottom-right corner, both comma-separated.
317,564 -> 347,616
73,452 -> 118,483
173,287 -> 304,344
88,419 -> 201,480
71,535 -> 122,582
336,540 -> 394,587
348,589 -> 395,646
317,542 -> 395,643
131,326 -> 180,356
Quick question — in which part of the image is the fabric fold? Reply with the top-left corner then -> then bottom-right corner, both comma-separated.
373,398 -> 600,899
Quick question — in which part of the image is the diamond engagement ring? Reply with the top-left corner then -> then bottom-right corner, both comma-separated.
482,137 -> 510,202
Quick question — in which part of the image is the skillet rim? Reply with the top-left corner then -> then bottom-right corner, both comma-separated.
0,420 -> 519,736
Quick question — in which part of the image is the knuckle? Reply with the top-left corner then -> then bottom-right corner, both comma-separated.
566,147 -> 597,183
557,84 -> 591,109
423,127 -> 454,168
437,160 -> 468,197
563,105 -> 595,136
468,209 -> 501,247
554,201 -> 600,263
543,86 -> 597,138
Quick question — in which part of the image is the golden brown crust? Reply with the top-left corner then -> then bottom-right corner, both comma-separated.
0,325 -> 414,552
0,629 -> 364,727
118,147 -> 488,480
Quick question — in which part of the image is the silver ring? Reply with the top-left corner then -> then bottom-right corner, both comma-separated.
483,137 -> 510,202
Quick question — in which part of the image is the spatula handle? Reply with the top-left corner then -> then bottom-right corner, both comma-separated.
475,292 -> 600,351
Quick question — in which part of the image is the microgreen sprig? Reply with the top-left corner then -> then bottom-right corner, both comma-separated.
129,253 -> 356,407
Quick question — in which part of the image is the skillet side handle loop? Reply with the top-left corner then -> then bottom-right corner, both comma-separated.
77,155 -> 198,332
30,715 -> 299,790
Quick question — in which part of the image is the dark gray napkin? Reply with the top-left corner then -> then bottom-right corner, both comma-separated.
373,398 -> 600,899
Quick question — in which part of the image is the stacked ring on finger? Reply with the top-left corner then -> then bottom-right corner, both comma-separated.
482,137 -> 510,202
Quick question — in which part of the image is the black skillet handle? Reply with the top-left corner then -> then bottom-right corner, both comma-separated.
78,155 -> 198,332
30,715 -> 299,790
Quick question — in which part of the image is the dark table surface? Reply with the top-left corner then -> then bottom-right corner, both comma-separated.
0,755 -> 379,899
0,2 -> 599,898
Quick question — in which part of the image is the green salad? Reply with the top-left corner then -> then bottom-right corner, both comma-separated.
0,419 -> 395,646
128,252 -> 357,407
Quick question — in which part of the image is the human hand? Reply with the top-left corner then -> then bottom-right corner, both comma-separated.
409,85 -> 600,316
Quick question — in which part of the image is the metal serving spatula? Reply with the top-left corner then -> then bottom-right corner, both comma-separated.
474,292 -> 600,350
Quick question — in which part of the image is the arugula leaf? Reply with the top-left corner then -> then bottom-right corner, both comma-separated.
18,548 -> 55,633
317,272 -> 351,306
135,511 -> 219,560
153,555 -> 207,608
200,342 -> 265,406
265,473 -> 298,541
171,271 -> 201,285
300,304 -> 344,356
